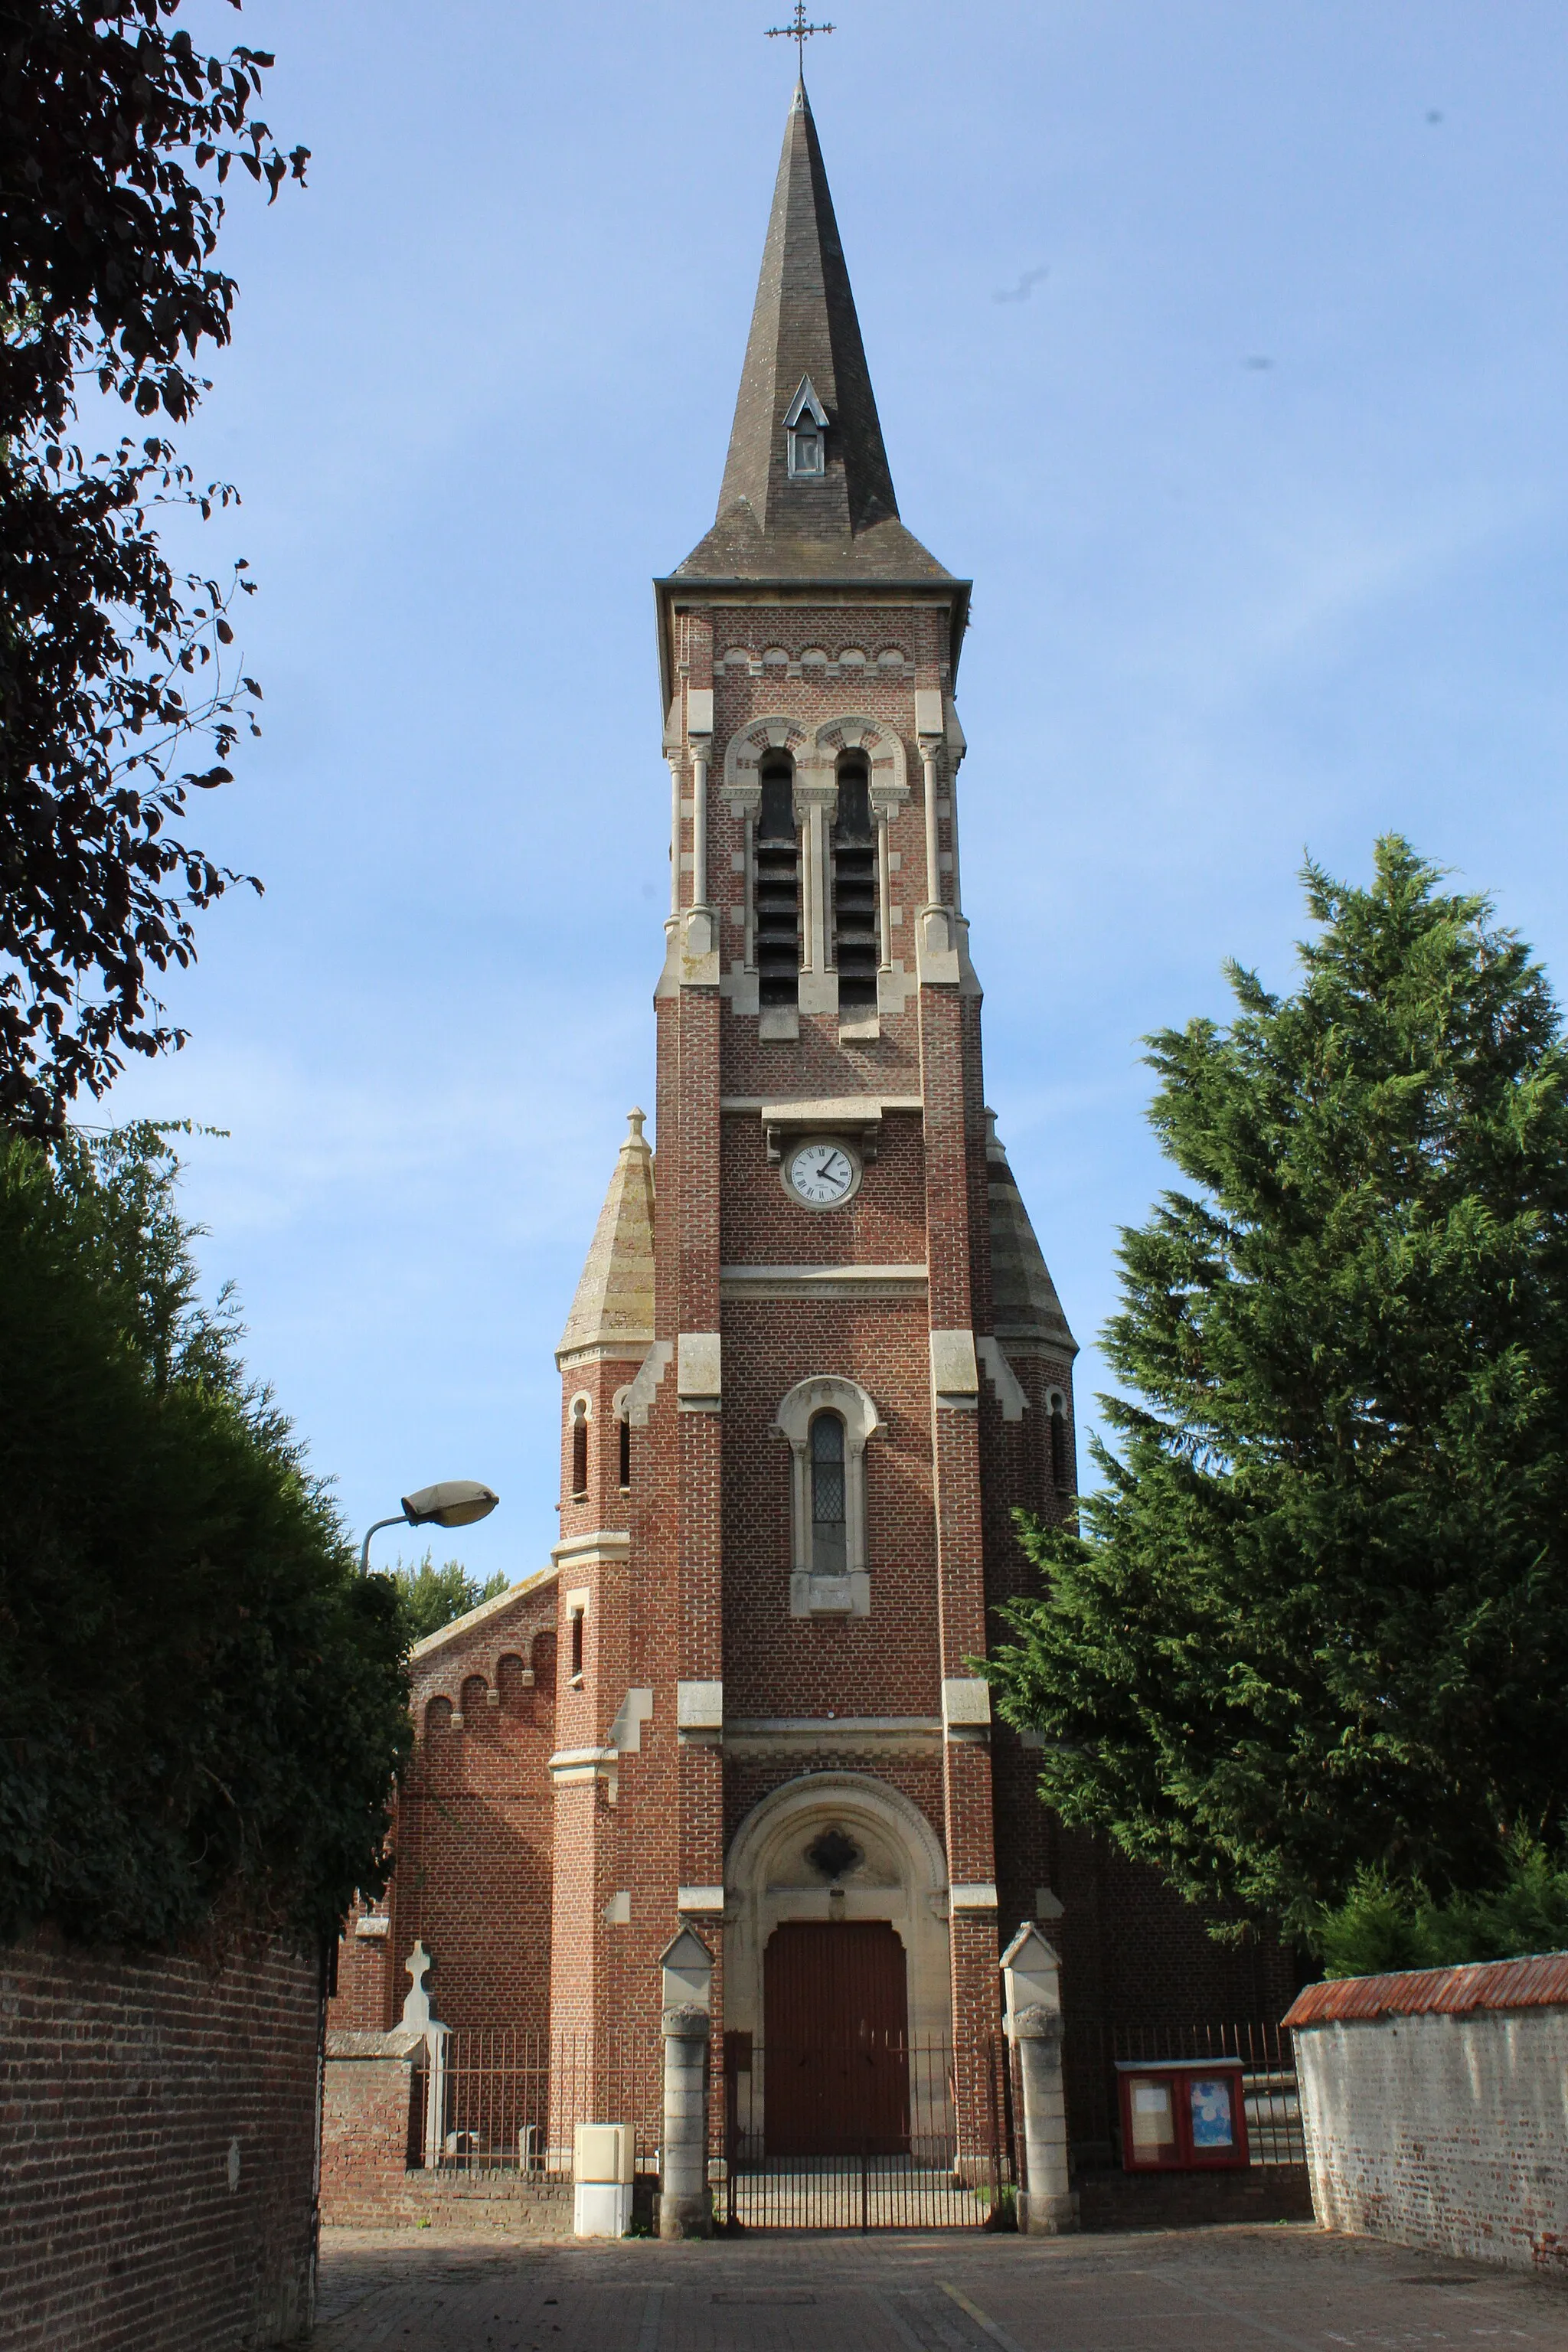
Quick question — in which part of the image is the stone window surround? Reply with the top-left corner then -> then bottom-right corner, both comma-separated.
567,1389 -> 591,1498
773,1374 -> 879,1619
783,374 -> 829,479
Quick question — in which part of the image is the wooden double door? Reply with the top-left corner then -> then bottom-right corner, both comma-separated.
762,1921 -> 911,2156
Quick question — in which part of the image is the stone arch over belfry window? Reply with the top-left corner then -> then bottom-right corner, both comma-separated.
773,1375 -> 878,1618
810,714 -> 908,805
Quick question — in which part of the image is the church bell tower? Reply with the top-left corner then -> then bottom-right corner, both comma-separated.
547,77 -> 1079,2100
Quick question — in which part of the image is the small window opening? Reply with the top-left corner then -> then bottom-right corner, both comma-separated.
570,1400 -> 588,1500
785,377 -> 829,480
789,422 -> 824,476
831,760 -> 879,1010
809,1411 -> 848,1576
569,1608 -> 584,1683
754,755 -> 800,1008
1050,1399 -> 1070,1492
619,1413 -> 631,1490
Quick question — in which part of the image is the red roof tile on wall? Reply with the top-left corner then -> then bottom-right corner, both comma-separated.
1285,1951 -> 1568,2027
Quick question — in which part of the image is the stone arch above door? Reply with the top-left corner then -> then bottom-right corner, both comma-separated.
724,1772 -> 951,2043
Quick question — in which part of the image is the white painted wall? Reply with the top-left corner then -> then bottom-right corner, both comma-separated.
1295,2007 -> 1568,2275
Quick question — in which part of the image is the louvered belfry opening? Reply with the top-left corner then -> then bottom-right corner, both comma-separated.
755,756 -> 801,1006
831,759 -> 878,1008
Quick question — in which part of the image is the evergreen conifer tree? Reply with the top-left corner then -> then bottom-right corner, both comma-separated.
985,839 -> 1568,1937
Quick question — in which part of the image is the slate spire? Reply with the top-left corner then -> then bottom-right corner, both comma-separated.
555,1109 -> 656,1364
985,1112 -> 1078,1358
676,80 -> 948,581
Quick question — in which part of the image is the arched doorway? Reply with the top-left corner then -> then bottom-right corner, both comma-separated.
723,1772 -> 951,2043
763,1920 -> 910,2155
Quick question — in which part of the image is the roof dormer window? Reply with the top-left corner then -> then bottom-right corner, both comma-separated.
784,376 -> 828,479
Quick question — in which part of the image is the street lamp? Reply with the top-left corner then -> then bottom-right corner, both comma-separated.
359,1479 -> 500,1573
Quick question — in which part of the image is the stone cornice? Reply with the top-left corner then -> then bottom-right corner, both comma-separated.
550,1527 -> 633,1566
720,1263 -> 926,1302
723,1715 -> 942,1759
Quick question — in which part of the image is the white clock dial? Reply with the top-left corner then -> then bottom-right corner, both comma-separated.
786,1139 -> 859,1207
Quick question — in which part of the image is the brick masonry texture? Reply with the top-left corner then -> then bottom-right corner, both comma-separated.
320,2049 -> 416,2225
0,1935 -> 320,2350
1294,2001 -> 1568,2273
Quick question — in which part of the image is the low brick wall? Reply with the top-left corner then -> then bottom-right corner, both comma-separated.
0,1934 -> 322,2350
1287,1955 -> 1568,2275
320,2036 -> 419,2223
322,2034 -> 575,2233
1076,2164 -> 1314,2233
327,2165 -> 575,2233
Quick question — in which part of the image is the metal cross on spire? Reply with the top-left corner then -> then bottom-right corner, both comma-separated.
766,3 -> 835,74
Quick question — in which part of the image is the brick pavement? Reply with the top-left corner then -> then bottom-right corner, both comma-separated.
312,2223 -> 1568,2350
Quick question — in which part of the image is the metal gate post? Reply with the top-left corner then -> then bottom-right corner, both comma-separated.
723,2040 -> 740,2233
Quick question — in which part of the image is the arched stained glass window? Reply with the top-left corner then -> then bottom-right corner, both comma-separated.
810,1411 -> 848,1576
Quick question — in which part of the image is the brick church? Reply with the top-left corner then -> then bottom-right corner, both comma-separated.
330,79 -> 1292,2099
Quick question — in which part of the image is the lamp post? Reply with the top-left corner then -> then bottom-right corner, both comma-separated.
359,1479 -> 500,1573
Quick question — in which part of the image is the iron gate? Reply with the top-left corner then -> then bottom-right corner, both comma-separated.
718,2034 -> 1017,2230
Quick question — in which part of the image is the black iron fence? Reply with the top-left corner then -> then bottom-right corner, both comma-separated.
1062,2018 -> 1305,2172
719,2035 -> 1018,2231
410,2030 -> 660,2177
403,2016 -> 1301,2216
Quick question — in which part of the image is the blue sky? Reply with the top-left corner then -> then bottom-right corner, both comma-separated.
108,0 -> 1568,1583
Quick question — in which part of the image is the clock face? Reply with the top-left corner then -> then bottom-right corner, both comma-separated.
786,1138 -> 860,1208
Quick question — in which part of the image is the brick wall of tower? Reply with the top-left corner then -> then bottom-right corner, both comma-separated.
682,590 -> 994,2069
723,1296 -> 937,1719
557,1354 -> 642,1548
720,1107 -> 926,1262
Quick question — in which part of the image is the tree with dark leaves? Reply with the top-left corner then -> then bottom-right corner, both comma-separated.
0,1122 -> 410,1949
0,2 -> 307,1135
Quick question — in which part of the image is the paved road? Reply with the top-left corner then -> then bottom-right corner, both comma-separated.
312,2223 -> 1568,2351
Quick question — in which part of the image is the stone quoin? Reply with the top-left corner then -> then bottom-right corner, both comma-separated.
328,76 -> 1296,2200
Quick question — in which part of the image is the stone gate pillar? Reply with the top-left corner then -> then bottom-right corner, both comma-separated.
1001,1922 -> 1076,2233
658,1929 -> 713,2239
